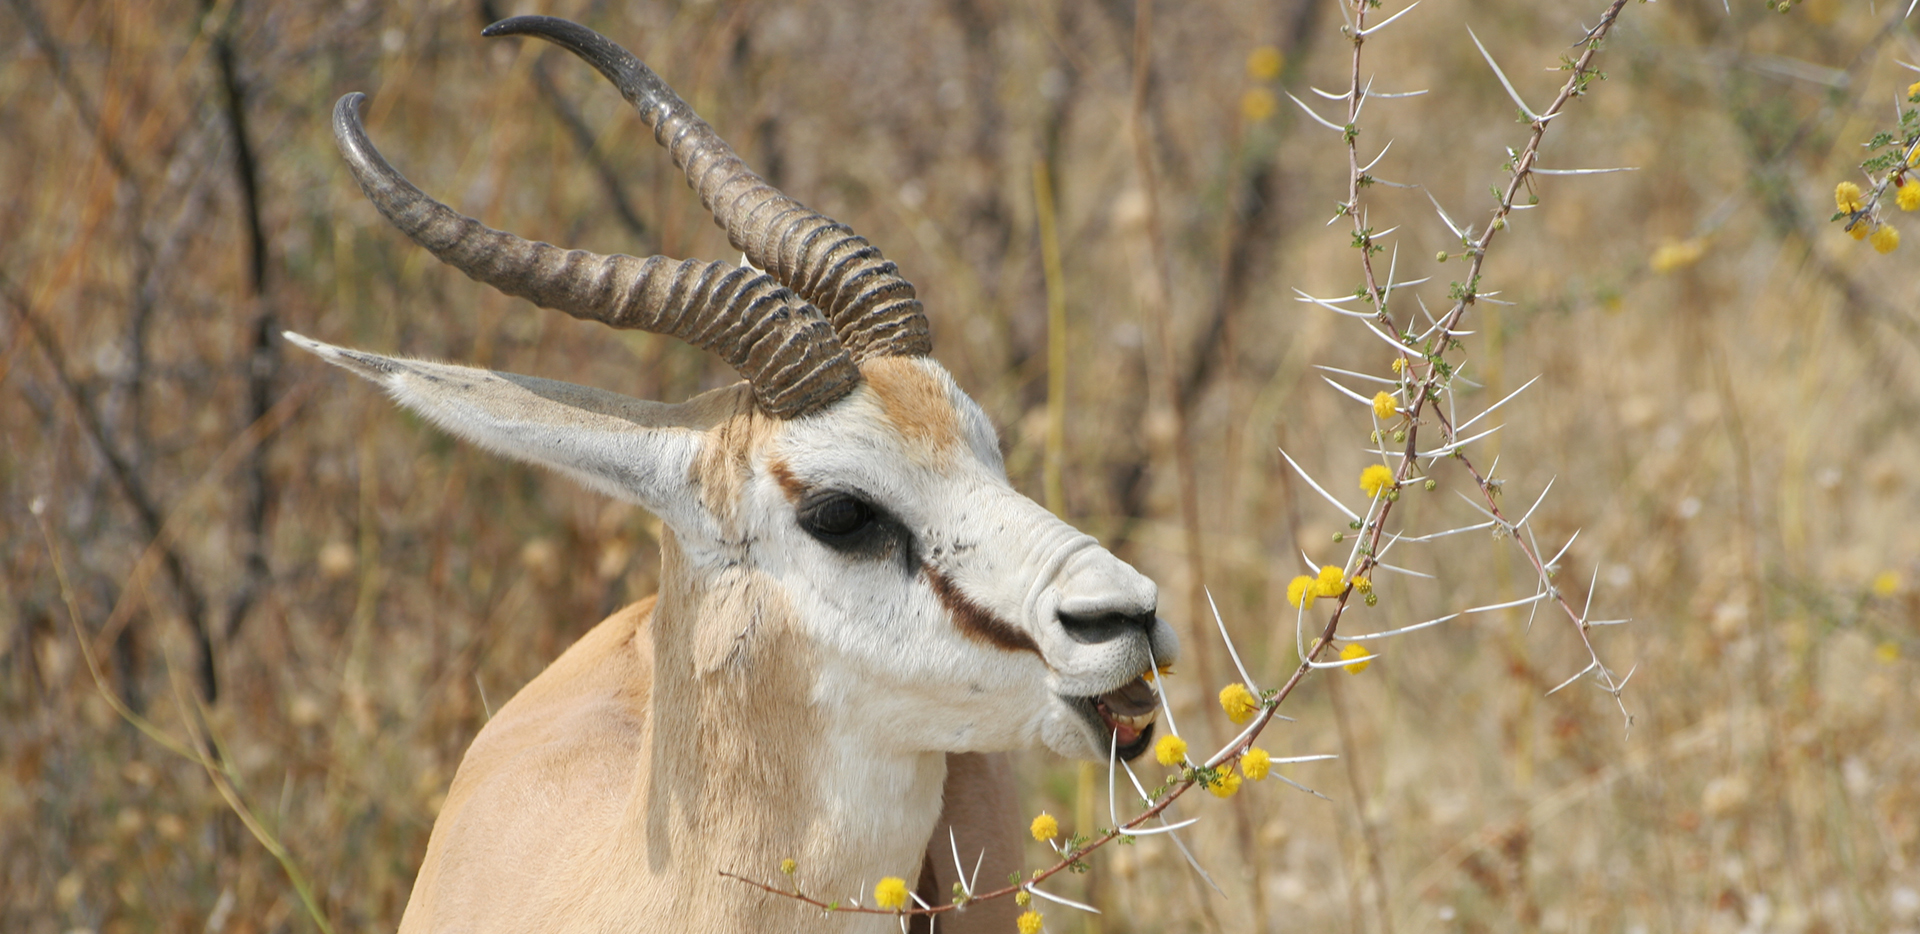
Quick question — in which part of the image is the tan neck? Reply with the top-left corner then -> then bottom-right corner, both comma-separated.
633,532 -> 948,924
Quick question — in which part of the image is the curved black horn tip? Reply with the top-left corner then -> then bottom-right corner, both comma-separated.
331,92 -> 380,166
481,15 -> 612,57
480,16 -> 646,98
333,91 -> 367,125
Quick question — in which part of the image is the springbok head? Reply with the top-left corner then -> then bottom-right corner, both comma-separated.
288,16 -> 1175,764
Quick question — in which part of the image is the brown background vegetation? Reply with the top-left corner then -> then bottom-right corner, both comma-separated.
3,0 -> 1918,931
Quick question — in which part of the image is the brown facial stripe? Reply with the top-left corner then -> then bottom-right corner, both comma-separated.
766,457 -> 806,503
922,563 -> 1041,657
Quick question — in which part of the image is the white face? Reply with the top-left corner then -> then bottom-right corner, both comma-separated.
736,357 -> 1178,761
284,335 -> 1176,762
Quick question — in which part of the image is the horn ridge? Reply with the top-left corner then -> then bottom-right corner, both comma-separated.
482,14 -> 932,360
331,92 -> 856,418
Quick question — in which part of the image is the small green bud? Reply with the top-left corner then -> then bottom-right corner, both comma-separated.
1436,251 -> 1449,262
1364,592 -> 1378,607
1392,429 -> 1406,443
1423,478 -> 1437,492
1333,532 -> 1345,543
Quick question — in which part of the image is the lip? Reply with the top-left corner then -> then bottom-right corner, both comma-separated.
1068,675 -> 1160,760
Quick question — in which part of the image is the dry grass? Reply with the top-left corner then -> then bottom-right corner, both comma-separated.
4,0 -> 1918,932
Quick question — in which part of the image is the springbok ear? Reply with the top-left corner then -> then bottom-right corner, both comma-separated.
285,332 -> 728,533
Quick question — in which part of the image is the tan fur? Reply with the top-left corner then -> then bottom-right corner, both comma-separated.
686,384 -> 773,529
859,357 -> 962,467
403,535 -> 1023,933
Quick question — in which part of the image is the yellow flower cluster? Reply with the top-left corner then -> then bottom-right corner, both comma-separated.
1247,46 -> 1285,80
1315,565 -> 1346,598
1286,575 -> 1316,610
1219,683 -> 1259,725
1836,179 -> 1904,253
1242,747 -> 1272,781
1339,642 -> 1372,674
1371,391 -> 1397,420
1030,812 -> 1058,842
1872,225 -> 1901,254
780,857 -> 797,876
1352,575 -> 1373,595
874,877 -> 910,911
1289,566 -> 1349,609
1837,181 -> 1865,213
1155,733 -> 1188,766
1208,767 -> 1243,799
1241,88 -> 1278,123
1360,464 -> 1396,499
1872,569 -> 1902,597
1649,238 -> 1705,274
1018,908 -> 1046,934
1391,357 -> 1405,373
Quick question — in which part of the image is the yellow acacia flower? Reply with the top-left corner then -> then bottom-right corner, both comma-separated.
1908,80 -> 1920,101
874,877 -> 910,911
1242,747 -> 1272,781
1872,570 -> 1901,597
1339,642 -> 1371,674
1873,224 -> 1900,254
1018,909 -> 1045,934
1286,575 -> 1317,610
1900,183 -> 1920,212
1352,576 -> 1373,595
780,858 -> 797,875
1219,683 -> 1258,725
1247,46 -> 1284,81
1314,565 -> 1346,598
1209,767 -> 1243,798
1649,238 -> 1705,274
1155,733 -> 1188,767
1391,357 -> 1406,373
1850,223 -> 1870,241
1030,812 -> 1058,842
1836,180 -> 1865,213
1241,88 -> 1278,123
1360,464 -> 1395,499
1015,890 -> 1032,907
1371,391 -> 1397,420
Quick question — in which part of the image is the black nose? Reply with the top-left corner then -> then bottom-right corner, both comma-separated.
1057,610 -> 1156,645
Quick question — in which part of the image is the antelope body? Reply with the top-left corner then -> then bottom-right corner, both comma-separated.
291,18 -> 1174,933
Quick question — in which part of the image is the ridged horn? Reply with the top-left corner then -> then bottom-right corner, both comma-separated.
331,93 -> 859,419
481,15 -> 932,361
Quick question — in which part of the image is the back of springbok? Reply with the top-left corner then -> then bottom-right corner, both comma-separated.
291,17 -> 1175,933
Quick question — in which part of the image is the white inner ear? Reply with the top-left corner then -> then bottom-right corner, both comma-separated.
285,332 -> 723,531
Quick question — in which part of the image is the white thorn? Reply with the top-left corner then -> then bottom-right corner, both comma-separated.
1468,26 -> 1541,121
1279,448 -> 1363,523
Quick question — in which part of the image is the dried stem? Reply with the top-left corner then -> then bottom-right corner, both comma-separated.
3,275 -> 221,701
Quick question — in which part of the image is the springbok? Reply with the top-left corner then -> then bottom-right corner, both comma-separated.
288,16 -> 1175,933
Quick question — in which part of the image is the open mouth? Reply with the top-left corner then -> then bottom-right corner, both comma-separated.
1079,676 -> 1160,760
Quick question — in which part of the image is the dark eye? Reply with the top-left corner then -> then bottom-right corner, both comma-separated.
800,493 -> 876,542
